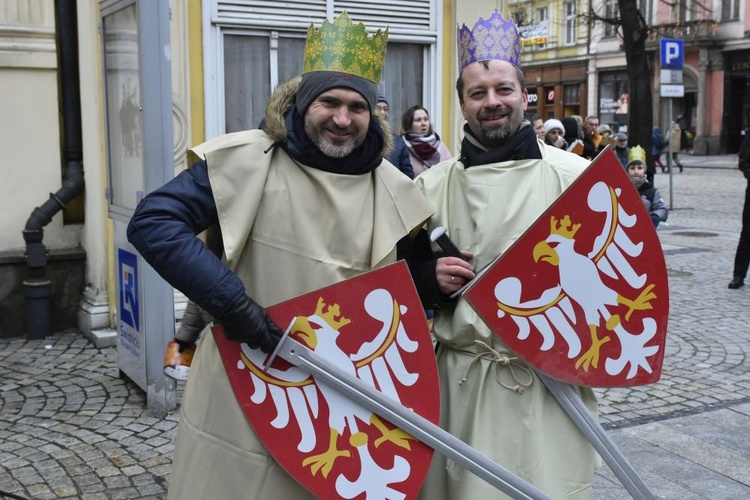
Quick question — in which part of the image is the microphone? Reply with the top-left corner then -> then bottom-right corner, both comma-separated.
430,226 -> 467,261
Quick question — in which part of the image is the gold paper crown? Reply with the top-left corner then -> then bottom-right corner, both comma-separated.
303,11 -> 388,84
628,146 -> 647,165
550,215 -> 581,239
290,297 -> 351,349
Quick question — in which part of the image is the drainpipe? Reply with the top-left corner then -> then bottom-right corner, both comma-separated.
23,0 -> 84,340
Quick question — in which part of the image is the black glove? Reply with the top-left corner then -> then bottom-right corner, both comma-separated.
216,294 -> 282,353
650,214 -> 661,228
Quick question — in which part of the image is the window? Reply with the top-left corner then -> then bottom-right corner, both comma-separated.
564,2 -> 577,46
675,0 -> 692,23
222,34 -> 424,134
536,7 -> 548,49
722,0 -> 740,21
512,9 -> 526,27
598,71 -> 629,132
638,0 -> 653,24
604,0 -> 618,38
208,0 -> 439,138
563,84 -> 580,103
563,84 -> 580,117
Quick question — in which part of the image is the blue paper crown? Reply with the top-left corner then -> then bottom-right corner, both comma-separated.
457,10 -> 521,73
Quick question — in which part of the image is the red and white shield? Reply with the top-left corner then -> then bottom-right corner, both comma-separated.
465,148 -> 668,387
213,261 -> 439,499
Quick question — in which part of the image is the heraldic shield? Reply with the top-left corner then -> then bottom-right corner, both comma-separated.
213,261 -> 440,499
464,148 -> 669,387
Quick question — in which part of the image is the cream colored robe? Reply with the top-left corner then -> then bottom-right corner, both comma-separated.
415,140 -> 599,500
167,130 -> 434,499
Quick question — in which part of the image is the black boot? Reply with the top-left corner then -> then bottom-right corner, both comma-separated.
728,276 -> 744,289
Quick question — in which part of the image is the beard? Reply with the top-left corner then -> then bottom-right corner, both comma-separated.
304,116 -> 364,158
476,106 -> 522,146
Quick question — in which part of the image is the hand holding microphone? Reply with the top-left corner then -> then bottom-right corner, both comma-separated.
429,226 -> 474,294
430,226 -> 468,261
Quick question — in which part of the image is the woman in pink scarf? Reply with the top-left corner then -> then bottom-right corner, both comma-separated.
401,105 -> 452,176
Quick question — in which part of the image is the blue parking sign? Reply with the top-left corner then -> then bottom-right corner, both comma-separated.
660,39 -> 684,69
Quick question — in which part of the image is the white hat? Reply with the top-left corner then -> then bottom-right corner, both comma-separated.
543,119 -> 564,135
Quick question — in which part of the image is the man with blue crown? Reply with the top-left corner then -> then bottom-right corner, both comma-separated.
127,12 -> 434,499
413,10 -> 598,499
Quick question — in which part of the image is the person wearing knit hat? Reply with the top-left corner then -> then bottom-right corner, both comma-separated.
127,11 -> 434,498
627,146 -> 668,227
413,8 -> 597,500
375,94 -> 414,178
614,132 -> 630,167
543,118 -> 566,149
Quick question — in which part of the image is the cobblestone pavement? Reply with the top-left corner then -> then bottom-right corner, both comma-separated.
1,155 -> 749,499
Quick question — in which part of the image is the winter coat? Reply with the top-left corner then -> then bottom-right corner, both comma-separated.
638,181 -> 668,226
669,123 -> 682,151
387,133 -> 414,178
738,130 -> 750,180
615,145 -> 629,168
652,127 -> 665,156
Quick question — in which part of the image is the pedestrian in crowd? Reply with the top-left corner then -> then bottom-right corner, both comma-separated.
729,128 -> 750,289
401,104 -> 452,176
543,118 -> 566,149
614,132 -> 629,168
127,12 -> 434,498
598,124 -> 613,137
667,119 -> 684,172
652,125 -> 667,173
376,94 -> 414,178
412,10 -> 597,498
582,115 -> 601,159
627,146 -> 668,228
562,116 -> 581,151
531,114 -> 545,140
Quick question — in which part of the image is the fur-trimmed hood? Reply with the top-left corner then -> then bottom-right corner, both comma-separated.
262,76 -> 393,157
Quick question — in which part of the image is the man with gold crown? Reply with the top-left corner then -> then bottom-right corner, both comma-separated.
127,12 -> 433,499
412,10 -> 599,499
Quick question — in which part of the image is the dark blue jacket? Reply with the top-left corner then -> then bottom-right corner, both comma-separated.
388,135 -> 414,179
127,160 -> 245,319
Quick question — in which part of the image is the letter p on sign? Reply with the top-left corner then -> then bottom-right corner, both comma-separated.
660,39 -> 684,69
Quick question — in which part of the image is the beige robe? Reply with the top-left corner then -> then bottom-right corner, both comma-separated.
415,140 -> 599,499
168,130 -> 434,499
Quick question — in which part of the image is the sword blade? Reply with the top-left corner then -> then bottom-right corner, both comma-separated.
537,373 -> 655,500
273,335 -> 550,500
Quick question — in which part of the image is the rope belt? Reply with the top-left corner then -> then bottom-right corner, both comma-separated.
456,340 -> 534,394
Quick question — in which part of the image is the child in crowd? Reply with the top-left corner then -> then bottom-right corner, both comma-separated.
627,146 -> 668,227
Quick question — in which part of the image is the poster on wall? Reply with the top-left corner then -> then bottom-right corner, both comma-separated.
599,71 -> 629,132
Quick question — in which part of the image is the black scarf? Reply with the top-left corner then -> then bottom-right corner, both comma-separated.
279,106 -> 384,175
460,123 -> 542,168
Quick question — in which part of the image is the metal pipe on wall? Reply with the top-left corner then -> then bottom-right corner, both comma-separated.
23,0 -> 85,340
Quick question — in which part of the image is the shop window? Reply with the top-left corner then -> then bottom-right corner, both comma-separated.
598,71 -> 629,133
563,84 -> 580,117
544,86 -> 555,118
